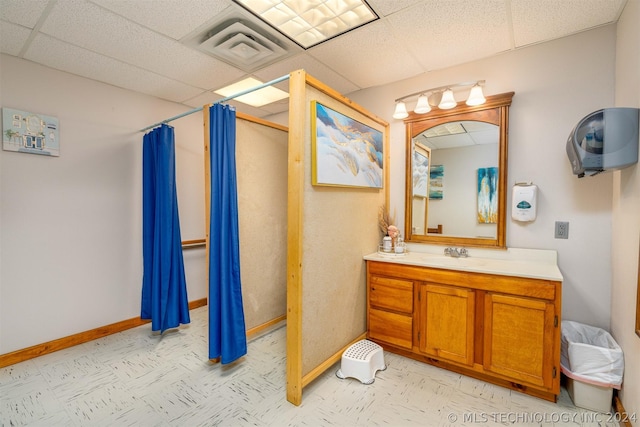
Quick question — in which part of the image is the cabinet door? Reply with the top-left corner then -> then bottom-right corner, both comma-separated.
483,293 -> 556,389
419,283 -> 475,366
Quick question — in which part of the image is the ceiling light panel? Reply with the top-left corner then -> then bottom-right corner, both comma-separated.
214,77 -> 289,107
234,0 -> 378,49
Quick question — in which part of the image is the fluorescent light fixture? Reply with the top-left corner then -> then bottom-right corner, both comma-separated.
233,0 -> 378,49
214,77 -> 289,107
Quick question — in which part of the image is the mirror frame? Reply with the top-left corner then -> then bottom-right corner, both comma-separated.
403,92 -> 514,249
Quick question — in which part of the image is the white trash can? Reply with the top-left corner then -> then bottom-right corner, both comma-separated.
560,320 -> 624,413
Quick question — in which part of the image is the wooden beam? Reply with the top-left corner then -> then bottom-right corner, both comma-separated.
286,69 -> 306,406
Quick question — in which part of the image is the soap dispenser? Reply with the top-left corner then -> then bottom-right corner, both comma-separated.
512,182 -> 538,222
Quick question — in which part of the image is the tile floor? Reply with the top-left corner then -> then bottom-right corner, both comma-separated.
1,306 -> 619,426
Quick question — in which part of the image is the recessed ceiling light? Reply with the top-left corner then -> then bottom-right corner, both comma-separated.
233,0 -> 378,49
214,77 -> 289,107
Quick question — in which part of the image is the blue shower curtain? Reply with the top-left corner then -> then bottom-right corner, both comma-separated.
141,124 -> 190,333
208,103 -> 247,364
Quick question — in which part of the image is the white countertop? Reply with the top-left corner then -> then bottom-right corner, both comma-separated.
364,244 -> 563,281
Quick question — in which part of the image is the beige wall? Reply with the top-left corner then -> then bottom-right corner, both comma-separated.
348,25 -> 617,330
236,117 -> 288,329
0,54 -> 208,354
612,0 -> 640,420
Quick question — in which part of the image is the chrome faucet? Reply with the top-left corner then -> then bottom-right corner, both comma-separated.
444,247 -> 459,257
444,247 -> 469,258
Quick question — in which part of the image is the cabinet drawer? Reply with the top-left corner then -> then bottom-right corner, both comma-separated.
369,308 -> 413,349
370,276 -> 413,314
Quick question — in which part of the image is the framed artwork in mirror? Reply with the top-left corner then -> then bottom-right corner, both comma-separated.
477,167 -> 498,224
430,165 -> 444,200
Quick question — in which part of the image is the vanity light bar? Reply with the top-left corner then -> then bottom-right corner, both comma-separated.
393,80 -> 486,120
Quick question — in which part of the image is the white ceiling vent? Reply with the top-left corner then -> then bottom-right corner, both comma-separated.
199,21 -> 288,72
183,6 -> 298,73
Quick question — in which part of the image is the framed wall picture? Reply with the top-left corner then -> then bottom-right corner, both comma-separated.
478,167 -> 498,223
412,144 -> 430,197
2,108 -> 59,156
311,101 -> 383,189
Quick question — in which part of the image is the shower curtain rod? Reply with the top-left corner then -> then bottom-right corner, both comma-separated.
139,74 -> 290,132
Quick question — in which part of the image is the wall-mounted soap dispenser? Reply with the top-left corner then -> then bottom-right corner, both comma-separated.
512,182 -> 538,222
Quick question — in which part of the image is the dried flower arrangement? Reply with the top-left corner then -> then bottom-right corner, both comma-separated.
378,205 -> 397,237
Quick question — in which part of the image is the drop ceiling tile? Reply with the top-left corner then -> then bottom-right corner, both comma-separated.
225,99 -> 278,117
0,0 -> 49,28
385,0 -> 512,71
470,129 -> 498,145
366,0 -> 423,17
40,0 -> 243,90
0,21 -> 31,56
182,91 -> 225,109
24,34 -> 203,103
510,0 -> 626,47
90,0 -> 232,40
308,19 -> 424,89
253,53 -> 360,95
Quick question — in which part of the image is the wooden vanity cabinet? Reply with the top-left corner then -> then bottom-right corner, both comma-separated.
366,260 -> 562,402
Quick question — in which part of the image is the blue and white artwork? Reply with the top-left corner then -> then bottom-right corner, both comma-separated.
429,165 -> 444,200
312,102 -> 383,188
2,108 -> 59,156
477,167 -> 498,223
413,150 -> 429,197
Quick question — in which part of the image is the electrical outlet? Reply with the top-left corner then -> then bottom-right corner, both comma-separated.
555,221 -> 569,239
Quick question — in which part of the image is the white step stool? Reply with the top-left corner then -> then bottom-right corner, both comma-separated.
336,339 -> 386,384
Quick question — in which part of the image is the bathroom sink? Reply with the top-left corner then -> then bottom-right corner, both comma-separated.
420,253 -> 487,268
365,247 -> 563,282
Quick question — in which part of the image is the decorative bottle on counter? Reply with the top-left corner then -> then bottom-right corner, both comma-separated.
382,236 -> 392,252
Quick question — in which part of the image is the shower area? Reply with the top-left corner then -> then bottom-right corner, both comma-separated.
131,70 -> 387,405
